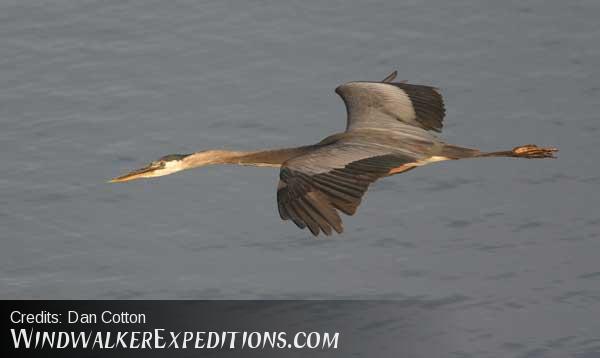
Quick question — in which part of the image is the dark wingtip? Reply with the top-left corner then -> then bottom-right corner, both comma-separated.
392,82 -> 445,132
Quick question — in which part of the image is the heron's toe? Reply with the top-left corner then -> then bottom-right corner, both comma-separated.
512,145 -> 558,159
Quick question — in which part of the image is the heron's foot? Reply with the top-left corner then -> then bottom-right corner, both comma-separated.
512,144 -> 558,159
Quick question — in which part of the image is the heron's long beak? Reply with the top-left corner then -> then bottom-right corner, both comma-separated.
109,164 -> 157,183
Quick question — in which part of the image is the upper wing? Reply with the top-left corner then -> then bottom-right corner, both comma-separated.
276,142 -> 415,236
335,75 -> 445,132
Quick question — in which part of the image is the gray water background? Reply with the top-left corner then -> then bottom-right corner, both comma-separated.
1,0 -> 599,356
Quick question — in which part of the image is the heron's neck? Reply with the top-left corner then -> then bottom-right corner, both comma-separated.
184,146 -> 313,169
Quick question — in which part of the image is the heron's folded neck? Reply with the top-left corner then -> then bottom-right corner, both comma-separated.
184,146 -> 313,169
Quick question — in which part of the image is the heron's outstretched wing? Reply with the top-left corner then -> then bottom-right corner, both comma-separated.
335,73 -> 445,132
276,142 -> 415,236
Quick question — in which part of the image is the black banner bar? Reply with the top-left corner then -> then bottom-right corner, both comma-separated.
2,300 -> 451,357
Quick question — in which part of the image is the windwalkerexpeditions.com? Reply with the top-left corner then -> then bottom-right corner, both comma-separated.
10,329 -> 340,350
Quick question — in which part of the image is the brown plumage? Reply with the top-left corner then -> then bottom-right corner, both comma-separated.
110,70 -> 558,237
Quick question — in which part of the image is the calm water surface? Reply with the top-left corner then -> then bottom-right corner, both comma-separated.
1,1 -> 599,356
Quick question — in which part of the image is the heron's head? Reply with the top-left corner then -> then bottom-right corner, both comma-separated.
109,154 -> 191,183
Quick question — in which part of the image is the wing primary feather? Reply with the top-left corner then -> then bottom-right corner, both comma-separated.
277,200 -> 290,220
290,201 -> 320,236
284,201 -> 307,229
330,197 -> 360,216
304,192 -> 343,233
299,197 -> 333,236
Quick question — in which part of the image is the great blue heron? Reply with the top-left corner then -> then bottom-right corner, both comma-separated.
110,71 -> 557,236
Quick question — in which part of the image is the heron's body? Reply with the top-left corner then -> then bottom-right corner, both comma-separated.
111,71 -> 557,236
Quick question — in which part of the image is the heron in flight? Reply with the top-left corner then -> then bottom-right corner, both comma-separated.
110,71 -> 557,236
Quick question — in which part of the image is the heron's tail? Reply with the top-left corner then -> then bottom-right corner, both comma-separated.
441,144 -> 558,159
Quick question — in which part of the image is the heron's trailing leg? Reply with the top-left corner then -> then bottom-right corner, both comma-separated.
511,144 -> 558,158
478,144 -> 558,159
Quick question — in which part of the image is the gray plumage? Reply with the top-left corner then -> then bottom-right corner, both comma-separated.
277,72 -> 451,235
111,70 -> 557,237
